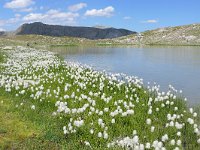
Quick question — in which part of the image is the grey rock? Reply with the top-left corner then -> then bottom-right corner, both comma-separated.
14,22 -> 136,39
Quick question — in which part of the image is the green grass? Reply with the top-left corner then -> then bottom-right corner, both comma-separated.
0,51 -> 4,63
0,46 -> 200,149
0,96 -> 41,149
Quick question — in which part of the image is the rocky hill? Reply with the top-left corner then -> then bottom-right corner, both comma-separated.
14,22 -> 136,40
141,23 -> 200,45
112,23 -> 200,46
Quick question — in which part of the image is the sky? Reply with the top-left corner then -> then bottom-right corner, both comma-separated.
0,0 -> 200,32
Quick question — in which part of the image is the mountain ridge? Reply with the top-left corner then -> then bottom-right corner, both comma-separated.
13,22 -> 136,40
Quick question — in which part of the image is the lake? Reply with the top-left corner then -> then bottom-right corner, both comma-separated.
51,46 -> 200,105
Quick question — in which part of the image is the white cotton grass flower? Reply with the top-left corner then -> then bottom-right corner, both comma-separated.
190,108 -> 194,114
31,105 -> 35,110
98,118 -> 103,125
177,131 -> 181,137
174,147 -> 180,150
111,118 -> 115,124
174,107 -> 178,111
161,134 -> 168,142
90,129 -> 94,134
148,109 -> 152,114
193,112 -> 197,117
104,107 -> 109,112
98,132 -> 102,138
152,140 -> 163,149
133,130 -> 137,135
104,132 -> 108,139
151,126 -> 155,132
187,118 -> 194,125
161,103 -> 165,108
145,142 -> 151,149
74,119 -> 84,127
197,138 -> 200,144
177,140 -> 182,146
146,118 -> 151,125
156,108 -> 159,112
170,139 -> 175,145
169,121 -> 174,127
84,141 -> 91,147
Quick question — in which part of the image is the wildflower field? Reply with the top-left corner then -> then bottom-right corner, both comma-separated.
0,46 -> 200,149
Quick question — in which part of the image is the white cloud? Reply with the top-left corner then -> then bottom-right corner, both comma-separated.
23,9 -> 79,25
0,14 -> 21,29
15,14 -> 21,18
68,3 -> 87,12
123,16 -> 131,20
0,20 -> 6,26
4,0 -> 35,9
142,19 -> 158,23
0,28 -> 6,31
7,17 -> 20,24
20,7 -> 35,12
84,6 -> 114,17
23,13 -> 46,21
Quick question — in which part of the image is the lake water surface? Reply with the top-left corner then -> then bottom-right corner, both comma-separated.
51,46 -> 200,105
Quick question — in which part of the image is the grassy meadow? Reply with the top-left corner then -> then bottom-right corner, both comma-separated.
0,45 -> 200,150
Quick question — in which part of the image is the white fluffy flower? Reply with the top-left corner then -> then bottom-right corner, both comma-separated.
197,138 -> 200,144
111,118 -> 115,124
151,126 -> 155,132
146,118 -> 151,125
170,139 -> 175,145
177,140 -> 181,146
145,142 -> 151,149
31,105 -> 35,110
98,132 -> 102,138
74,120 -> 84,127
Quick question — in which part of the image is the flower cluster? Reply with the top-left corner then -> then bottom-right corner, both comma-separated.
0,46 -> 200,149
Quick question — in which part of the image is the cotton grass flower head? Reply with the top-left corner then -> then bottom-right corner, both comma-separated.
31,105 -> 35,110
146,118 -> 151,125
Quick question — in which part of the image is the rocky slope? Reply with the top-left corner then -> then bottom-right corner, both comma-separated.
113,23 -> 200,45
14,22 -> 136,40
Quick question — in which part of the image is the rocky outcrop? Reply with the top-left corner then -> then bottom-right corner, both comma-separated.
14,22 -> 136,39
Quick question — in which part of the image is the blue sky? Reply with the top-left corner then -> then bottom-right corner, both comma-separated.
0,0 -> 200,32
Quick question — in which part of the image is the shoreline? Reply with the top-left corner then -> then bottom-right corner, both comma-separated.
1,35 -> 200,48
0,46 -> 200,149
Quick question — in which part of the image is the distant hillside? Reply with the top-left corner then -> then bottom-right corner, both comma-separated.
141,23 -> 200,45
1,23 -> 200,46
113,23 -> 200,46
14,22 -> 136,40
0,31 -> 6,36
